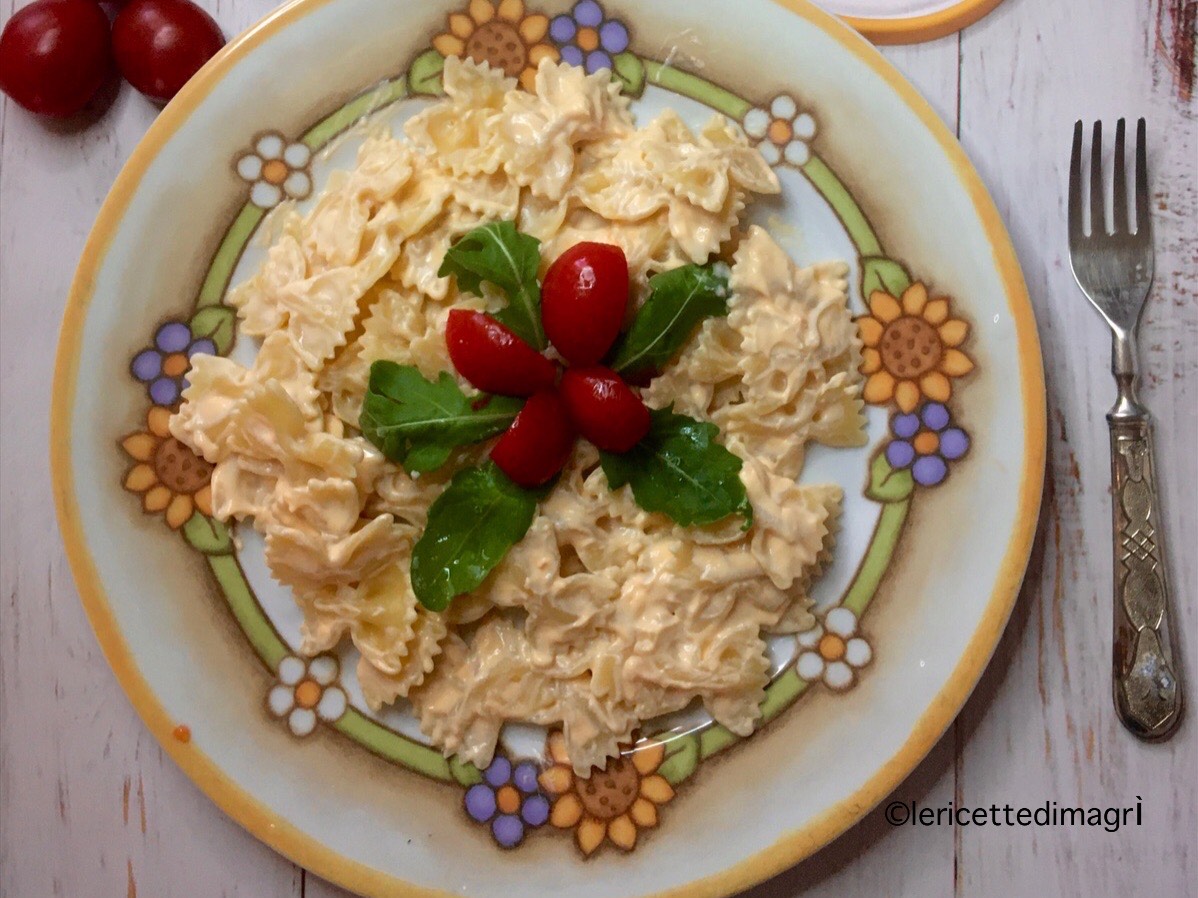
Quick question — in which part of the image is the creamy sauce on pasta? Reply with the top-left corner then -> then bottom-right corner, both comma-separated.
170,57 -> 865,774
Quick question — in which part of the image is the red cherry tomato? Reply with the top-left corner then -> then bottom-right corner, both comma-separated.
559,366 -> 651,453
0,0 -> 113,117
491,390 -> 576,488
112,0 -> 223,103
445,310 -> 558,397
541,242 -> 629,366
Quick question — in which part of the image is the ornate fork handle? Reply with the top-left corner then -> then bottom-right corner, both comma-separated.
1109,400 -> 1183,740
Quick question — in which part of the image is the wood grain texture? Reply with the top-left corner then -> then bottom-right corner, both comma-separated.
952,0 -> 1197,894
0,6 -> 302,897
0,0 -> 1193,895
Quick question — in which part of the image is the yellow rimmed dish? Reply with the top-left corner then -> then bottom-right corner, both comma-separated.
51,0 -> 1044,894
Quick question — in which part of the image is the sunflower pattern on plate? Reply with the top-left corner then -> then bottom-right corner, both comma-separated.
121,406 -> 214,529
117,0 -> 982,856
539,732 -> 675,855
857,282 -> 974,413
433,0 -> 559,91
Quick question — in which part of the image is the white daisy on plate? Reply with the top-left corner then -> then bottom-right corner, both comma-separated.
267,654 -> 347,736
742,94 -> 817,167
236,132 -> 313,209
796,607 -> 872,691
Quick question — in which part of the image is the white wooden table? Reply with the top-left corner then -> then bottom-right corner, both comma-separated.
2,0 -> 1195,894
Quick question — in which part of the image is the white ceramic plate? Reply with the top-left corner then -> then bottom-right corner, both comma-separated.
822,0 -> 1007,43
52,0 -> 1044,895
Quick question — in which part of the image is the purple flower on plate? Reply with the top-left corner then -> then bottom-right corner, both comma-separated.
549,0 -> 629,74
131,320 -> 216,407
885,402 -> 969,487
464,756 -> 550,848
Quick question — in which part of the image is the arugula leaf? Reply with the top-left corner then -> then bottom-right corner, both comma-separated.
600,407 -> 753,529
359,361 -> 523,474
610,263 -> 730,377
410,463 -> 540,611
438,221 -> 545,349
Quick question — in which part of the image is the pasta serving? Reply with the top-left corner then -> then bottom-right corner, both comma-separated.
169,56 -> 866,775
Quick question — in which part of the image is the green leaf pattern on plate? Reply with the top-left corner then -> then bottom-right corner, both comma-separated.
181,512 -> 233,555
860,255 -> 913,301
189,305 -> 237,355
409,49 -> 447,96
866,451 -> 916,503
612,52 -> 646,97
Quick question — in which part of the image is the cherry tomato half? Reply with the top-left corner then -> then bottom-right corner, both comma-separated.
0,0 -> 113,117
112,0 -> 223,103
490,390 -> 576,488
559,366 -> 650,453
445,310 -> 558,397
541,241 -> 629,366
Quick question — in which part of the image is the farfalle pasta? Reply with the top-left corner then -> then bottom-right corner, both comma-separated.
169,57 -> 865,775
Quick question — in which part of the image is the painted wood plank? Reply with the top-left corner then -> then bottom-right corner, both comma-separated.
0,1 -> 303,894
952,0 -> 1197,895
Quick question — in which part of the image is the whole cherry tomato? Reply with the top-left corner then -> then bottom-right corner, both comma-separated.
541,242 -> 629,366
0,0 -> 113,117
112,0 -> 224,103
490,390 -> 576,488
445,310 -> 558,397
559,366 -> 650,453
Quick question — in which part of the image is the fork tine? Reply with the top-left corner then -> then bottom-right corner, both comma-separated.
1112,118 -> 1128,234
1135,117 -> 1150,235
1069,121 -> 1084,244
1090,120 -> 1105,235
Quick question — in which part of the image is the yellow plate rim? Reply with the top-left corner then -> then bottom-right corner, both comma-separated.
842,0 -> 1006,44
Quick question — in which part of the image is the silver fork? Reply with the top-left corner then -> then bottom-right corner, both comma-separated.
1068,118 -> 1183,741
